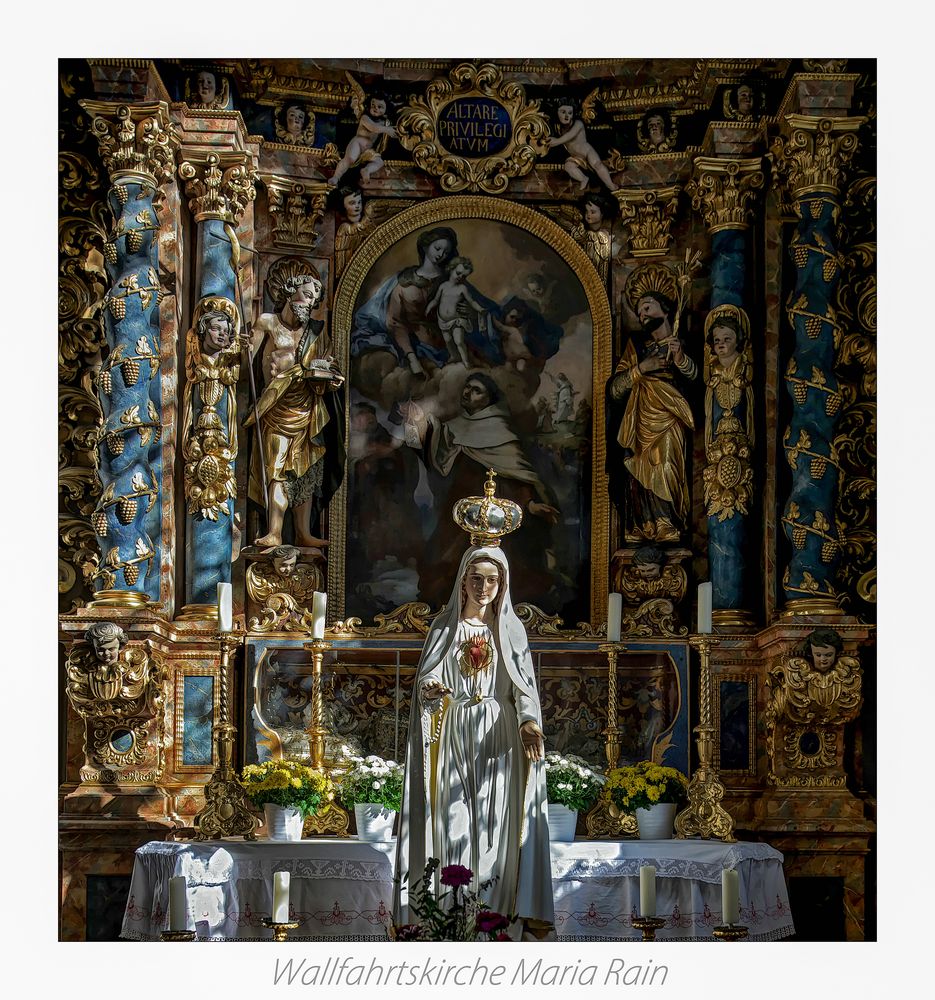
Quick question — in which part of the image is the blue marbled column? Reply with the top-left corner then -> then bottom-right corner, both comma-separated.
184,221 -> 239,607
92,184 -> 163,600
780,194 -> 843,605
179,149 -> 256,610
707,229 -> 749,613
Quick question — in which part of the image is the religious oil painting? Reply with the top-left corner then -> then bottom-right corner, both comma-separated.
337,200 -> 609,625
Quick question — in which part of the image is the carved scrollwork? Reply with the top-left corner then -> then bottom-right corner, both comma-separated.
687,157 -> 765,233
265,177 -> 328,251
331,602 -> 439,637
765,636 -> 862,787
396,62 -> 550,194
179,151 -> 258,223
80,102 -> 178,184
614,186 -> 680,258
770,115 -> 863,200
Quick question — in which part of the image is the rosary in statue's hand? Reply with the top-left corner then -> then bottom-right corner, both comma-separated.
519,720 -> 545,761
422,680 -> 452,703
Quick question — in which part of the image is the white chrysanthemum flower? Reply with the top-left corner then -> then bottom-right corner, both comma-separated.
373,780 -> 382,789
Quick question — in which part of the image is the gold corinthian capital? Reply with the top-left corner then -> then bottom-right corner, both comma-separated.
178,150 -> 258,224
770,115 -> 865,200
687,157 -> 765,233
80,101 -> 179,186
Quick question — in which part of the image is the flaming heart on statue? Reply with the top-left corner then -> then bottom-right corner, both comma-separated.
457,633 -> 493,703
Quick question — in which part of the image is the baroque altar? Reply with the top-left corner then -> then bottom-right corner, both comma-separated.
57,55 -> 875,943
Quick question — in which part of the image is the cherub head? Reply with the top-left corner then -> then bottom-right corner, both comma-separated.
736,83 -> 756,116
555,99 -> 578,128
799,628 -> 844,673
86,621 -> 128,666
368,92 -> 389,121
632,545 -> 666,581
198,309 -> 234,356
193,69 -> 217,106
640,109 -> 673,150
706,313 -> 746,368
500,296 -> 531,329
339,185 -> 363,224
269,545 -> 300,579
446,256 -> 473,282
581,191 -> 614,229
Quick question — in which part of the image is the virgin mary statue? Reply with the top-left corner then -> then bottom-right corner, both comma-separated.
394,476 -> 554,932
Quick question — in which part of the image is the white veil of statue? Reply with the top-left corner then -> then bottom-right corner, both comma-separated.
393,542 -> 554,929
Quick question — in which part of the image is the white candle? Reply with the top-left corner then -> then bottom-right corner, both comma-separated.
169,875 -> 187,931
639,864 -> 656,917
607,592 -> 622,643
311,591 -> 327,639
721,868 -> 739,925
697,582 -> 713,634
272,871 -> 291,923
218,582 -> 233,633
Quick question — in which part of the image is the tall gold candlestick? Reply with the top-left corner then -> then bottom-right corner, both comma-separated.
673,635 -> 735,842
305,638 -> 331,771
598,642 -> 627,772
192,631 -> 259,841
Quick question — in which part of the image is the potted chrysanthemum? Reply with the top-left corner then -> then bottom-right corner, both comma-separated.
543,752 -> 605,841
337,755 -> 404,841
603,760 -> 688,840
240,759 -> 334,841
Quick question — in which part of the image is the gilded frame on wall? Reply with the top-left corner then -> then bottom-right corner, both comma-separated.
328,195 -> 613,628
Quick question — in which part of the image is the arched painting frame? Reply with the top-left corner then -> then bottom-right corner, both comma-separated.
328,195 -> 612,628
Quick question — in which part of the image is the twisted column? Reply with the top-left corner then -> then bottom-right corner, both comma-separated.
80,102 -> 178,607
177,151 -> 257,613
772,116 -> 862,614
688,158 -> 764,628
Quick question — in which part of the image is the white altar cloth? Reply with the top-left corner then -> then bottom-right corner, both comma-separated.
551,840 -> 794,941
121,837 -> 793,942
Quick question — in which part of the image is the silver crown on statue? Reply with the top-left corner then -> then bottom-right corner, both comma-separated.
452,468 -> 523,547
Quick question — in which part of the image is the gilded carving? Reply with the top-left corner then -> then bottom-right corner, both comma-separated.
765,628 -> 862,787
265,177 -> 328,251
396,62 -> 550,194
79,102 -> 178,184
544,191 -> 617,282
687,158 -> 765,233
333,189 -> 416,278
614,186 -> 680,257
703,305 -> 754,521
246,546 -> 325,633
274,101 -> 316,147
770,115 -> 864,199
65,622 -> 167,781
181,299 -> 241,520
636,109 -> 678,153
179,151 -> 258,223
614,547 -> 688,606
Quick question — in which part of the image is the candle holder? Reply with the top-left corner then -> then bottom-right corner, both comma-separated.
673,635 -> 736,842
583,643 -> 638,839
262,917 -> 301,942
304,638 -> 332,771
631,916 -> 666,941
713,923 -> 749,941
597,642 -> 628,772
301,638 -> 351,836
160,929 -> 196,941
192,631 -> 260,841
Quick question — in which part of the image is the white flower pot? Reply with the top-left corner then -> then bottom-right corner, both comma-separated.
264,803 -> 304,841
548,803 -> 578,842
635,802 -> 677,840
355,802 -> 397,841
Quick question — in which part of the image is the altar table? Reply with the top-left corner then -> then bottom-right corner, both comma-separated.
121,837 -> 793,942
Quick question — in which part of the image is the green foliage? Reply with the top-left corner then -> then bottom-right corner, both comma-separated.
603,760 -> 688,814
337,755 -> 404,812
239,759 -> 333,817
544,752 -> 605,812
